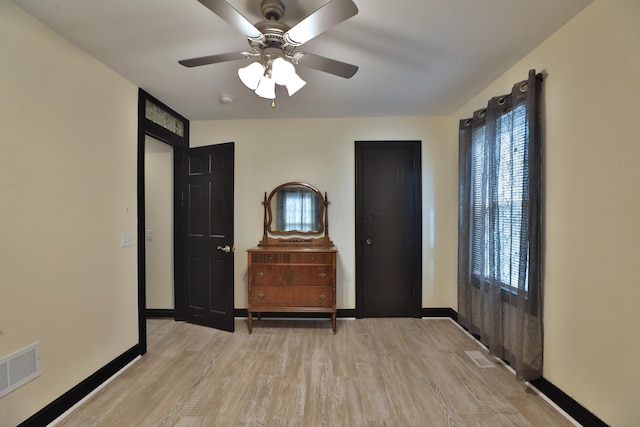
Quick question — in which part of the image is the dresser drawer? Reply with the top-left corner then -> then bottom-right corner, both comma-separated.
250,252 -> 334,264
251,286 -> 333,307
251,265 -> 334,286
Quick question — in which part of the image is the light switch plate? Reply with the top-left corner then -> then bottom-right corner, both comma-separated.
145,229 -> 153,241
121,232 -> 133,247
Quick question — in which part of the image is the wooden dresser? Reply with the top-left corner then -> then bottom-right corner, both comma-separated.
247,182 -> 337,333
247,246 -> 337,333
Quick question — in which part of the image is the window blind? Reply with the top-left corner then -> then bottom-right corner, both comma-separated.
470,102 -> 530,293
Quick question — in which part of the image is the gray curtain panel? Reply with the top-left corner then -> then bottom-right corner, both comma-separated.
458,69 -> 543,381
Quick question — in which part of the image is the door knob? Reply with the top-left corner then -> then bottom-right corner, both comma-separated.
217,245 -> 233,253
365,239 -> 372,245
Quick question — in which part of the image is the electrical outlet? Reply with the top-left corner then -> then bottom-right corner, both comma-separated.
121,232 -> 133,247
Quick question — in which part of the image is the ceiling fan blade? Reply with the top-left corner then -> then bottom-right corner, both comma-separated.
284,0 -> 358,46
296,52 -> 358,78
179,51 -> 247,68
197,0 -> 263,39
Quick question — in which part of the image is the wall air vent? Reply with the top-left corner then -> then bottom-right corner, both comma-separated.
0,342 -> 41,398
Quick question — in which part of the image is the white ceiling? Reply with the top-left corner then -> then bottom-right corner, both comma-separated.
14,0 -> 591,121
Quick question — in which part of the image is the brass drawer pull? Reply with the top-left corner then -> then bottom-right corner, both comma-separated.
319,273 -> 327,279
318,294 -> 327,301
257,272 -> 265,278
257,293 -> 265,299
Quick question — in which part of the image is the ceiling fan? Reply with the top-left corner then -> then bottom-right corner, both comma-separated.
179,0 -> 359,101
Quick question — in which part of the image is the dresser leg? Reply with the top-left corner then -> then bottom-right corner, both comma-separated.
248,312 -> 253,334
332,313 -> 337,334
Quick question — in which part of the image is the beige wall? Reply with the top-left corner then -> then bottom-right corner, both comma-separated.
3,0 -> 638,425
453,1 -> 640,425
0,2 -> 139,426
144,136 -> 175,309
190,117 -> 458,311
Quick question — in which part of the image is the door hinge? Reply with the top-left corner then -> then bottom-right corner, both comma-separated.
181,190 -> 184,208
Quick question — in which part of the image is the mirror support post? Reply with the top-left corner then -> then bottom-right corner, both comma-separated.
324,192 -> 330,240
261,192 -> 268,244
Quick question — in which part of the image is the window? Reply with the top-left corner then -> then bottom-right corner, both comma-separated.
470,104 -> 529,294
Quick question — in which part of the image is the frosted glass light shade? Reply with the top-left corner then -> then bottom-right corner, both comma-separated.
271,57 -> 306,96
255,76 -> 276,99
271,57 -> 294,85
238,62 -> 265,90
284,73 -> 306,96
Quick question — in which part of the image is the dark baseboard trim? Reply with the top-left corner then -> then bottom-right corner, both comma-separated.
18,345 -> 141,427
420,307 -> 458,321
146,308 -> 175,318
234,308 -> 453,319
234,308 -> 357,318
529,377 -> 608,427
337,308 -> 357,318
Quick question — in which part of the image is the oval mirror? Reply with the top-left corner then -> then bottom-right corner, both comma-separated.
267,182 -> 324,235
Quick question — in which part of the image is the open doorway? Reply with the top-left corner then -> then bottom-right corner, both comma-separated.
137,90 -> 236,354
144,136 -> 174,316
137,89 -> 189,354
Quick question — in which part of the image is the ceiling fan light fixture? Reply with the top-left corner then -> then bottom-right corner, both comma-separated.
180,0 -> 359,106
238,62 -> 265,90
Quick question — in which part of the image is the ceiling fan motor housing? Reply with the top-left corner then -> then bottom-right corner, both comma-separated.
255,21 -> 290,48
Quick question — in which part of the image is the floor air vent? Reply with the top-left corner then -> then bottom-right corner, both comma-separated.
0,342 -> 41,398
465,350 -> 495,368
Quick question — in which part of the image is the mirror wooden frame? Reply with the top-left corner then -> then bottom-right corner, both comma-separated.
259,182 -> 333,246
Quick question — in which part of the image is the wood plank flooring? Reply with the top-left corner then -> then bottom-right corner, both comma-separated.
53,318 -> 577,426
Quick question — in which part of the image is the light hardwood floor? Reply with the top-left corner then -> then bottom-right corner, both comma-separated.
53,318 -> 577,426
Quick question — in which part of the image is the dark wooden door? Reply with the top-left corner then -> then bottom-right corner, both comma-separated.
182,143 -> 234,332
355,141 -> 421,318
